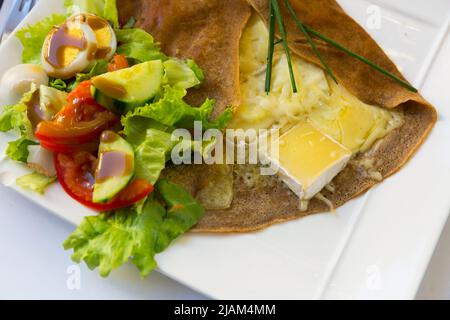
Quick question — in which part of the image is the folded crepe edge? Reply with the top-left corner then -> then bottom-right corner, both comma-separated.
193,103 -> 436,233
192,0 -> 437,233
116,0 -> 438,233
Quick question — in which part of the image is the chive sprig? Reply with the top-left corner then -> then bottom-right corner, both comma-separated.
302,25 -> 418,92
264,0 -> 418,94
265,2 -> 276,93
270,0 -> 298,93
283,0 -> 337,84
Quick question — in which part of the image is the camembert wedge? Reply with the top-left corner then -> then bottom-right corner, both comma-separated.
266,121 -> 352,201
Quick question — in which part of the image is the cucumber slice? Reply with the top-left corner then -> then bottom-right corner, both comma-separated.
93,131 -> 135,204
92,60 -> 164,111
92,87 -> 116,111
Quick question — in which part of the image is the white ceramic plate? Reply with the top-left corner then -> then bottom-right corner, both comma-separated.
1,0 -> 449,299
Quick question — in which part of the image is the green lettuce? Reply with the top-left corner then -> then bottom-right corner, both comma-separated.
6,138 -> 38,163
0,87 -> 36,136
63,180 -> 205,278
133,128 -> 213,185
69,60 -> 109,91
49,78 -> 68,91
153,180 -> 205,252
163,59 -> 203,89
121,87 -> 231,181
186,59 -> 205,84
122,16 -> 136,29
134,129 -> 178,184
65,0 -> 119,27
49,61 -> 109,92
16,14 -> 67,64
0,87 -> 38,162
115,28 -> 167,63
120,117 -> 172,147
0,105 -> 28,134
16,172 -> 56,195
122,86 -> 232,143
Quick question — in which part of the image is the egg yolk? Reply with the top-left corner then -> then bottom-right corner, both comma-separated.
86,16 -> 113,59
45,24 -> 86,68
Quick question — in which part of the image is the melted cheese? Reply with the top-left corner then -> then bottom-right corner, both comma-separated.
231,15 -> 404,154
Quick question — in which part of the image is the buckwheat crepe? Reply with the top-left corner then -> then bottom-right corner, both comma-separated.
118,0 -> 437,232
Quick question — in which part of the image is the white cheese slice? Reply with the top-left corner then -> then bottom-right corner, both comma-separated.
265,121 -> 352,200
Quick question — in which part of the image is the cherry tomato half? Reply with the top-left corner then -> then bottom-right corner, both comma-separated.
54,152 -> 153,211
108,54 -> 129,72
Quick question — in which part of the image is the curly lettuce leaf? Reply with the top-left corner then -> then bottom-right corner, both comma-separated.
121,87 -> 232,177
0,104 -> 28,133
49,61 -> 109,92
63,180 -> 204,278
122,16 -> 136,29
186,59 -> 205,84
65,0 -> 119,27
0,87 -> 35,137
0,87 -> 38,162
163,59 -> 203,90
16,172 -> 56,195
133,127 -> 202,182
132,127 -> 211,185
121,117 -> 172,147
69,60 -> 109,91
102,0 -> 119,27
115,28 -> 167,63
134,129 -> 178,184
49,78 -> 68,91
64,203 -> 161,277
153,180 -> 205,252
122,86 -> 232,145
16,14 -> 67,65
6,138 -> 38,163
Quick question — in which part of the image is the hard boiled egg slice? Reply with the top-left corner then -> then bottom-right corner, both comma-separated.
41,20 -> 98,79
27,145 -> 56,177
0,64 -> 49,105
69,13 -> 117,61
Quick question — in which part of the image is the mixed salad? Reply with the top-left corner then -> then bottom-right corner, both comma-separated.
0,0 -> 231,277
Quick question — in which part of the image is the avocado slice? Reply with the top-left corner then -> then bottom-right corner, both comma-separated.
93,131 -> 135,203
92,60 -> 164,112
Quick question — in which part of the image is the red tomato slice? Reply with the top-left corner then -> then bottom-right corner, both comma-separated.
108,54 -> 129,72
66,81 -> 95,106
40,140 -> 100,154
36,113 -> 117,145
36,81 -> 119,152
55,152 -> 153,211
